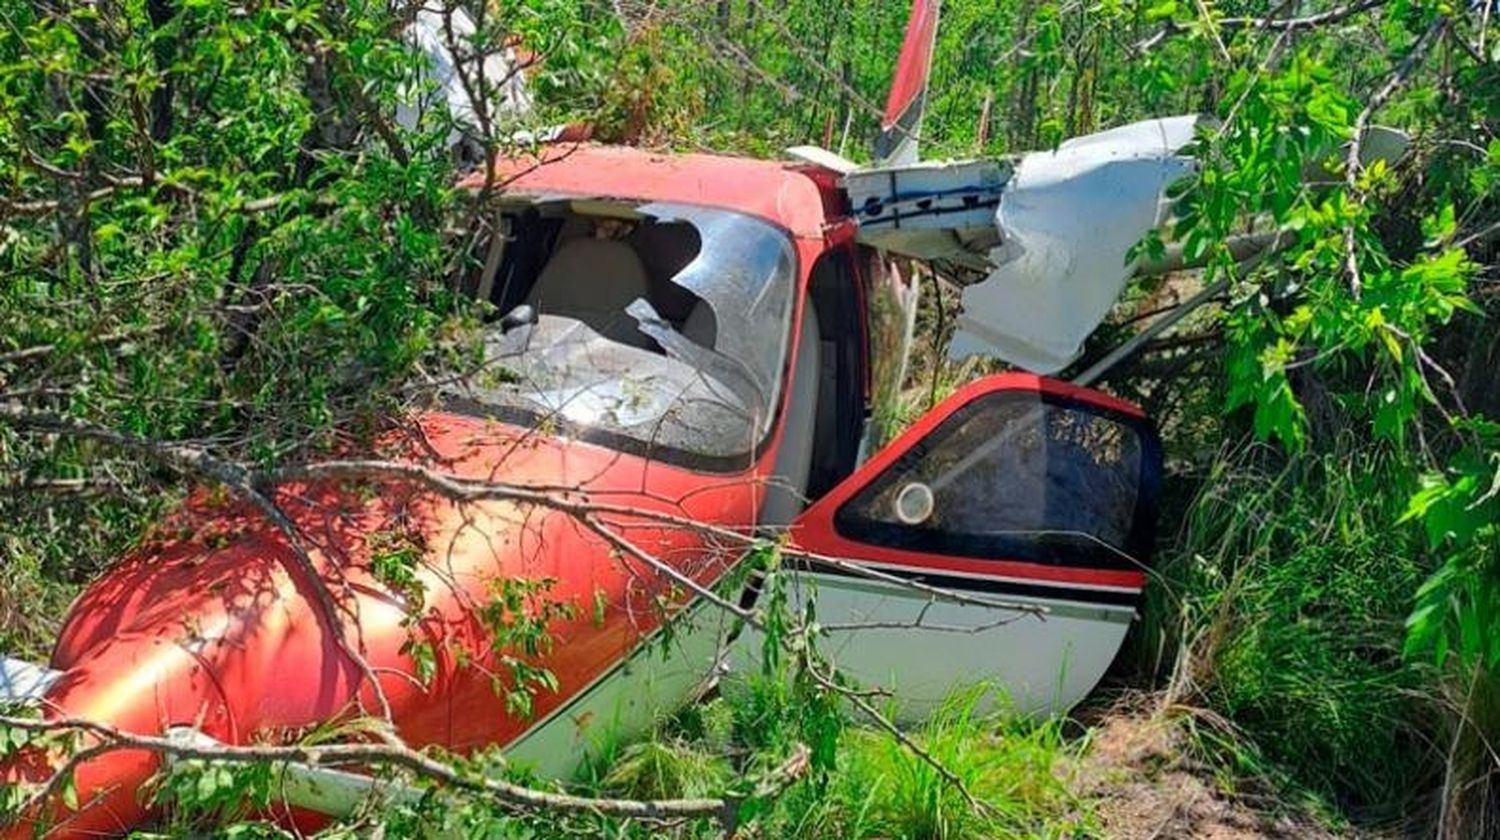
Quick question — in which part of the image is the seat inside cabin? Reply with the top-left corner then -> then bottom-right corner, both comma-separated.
475,204 -> 717,352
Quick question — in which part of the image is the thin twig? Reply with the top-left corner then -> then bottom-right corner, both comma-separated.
1135,0 -> 1390,53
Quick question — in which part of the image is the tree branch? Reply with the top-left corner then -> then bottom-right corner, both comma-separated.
1135,0 -> 1391,53
1345,15 -> 1450,298
0,403 -> 395,722
0,715 -> 755,829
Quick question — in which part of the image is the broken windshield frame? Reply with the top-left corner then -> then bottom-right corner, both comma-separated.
446,199 -> 799,471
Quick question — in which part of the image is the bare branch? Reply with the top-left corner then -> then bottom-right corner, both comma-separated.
0,325 -> 163,367
261,459 -> 1050,617
0,715 -> 750,829
1135,0 -> 1391,53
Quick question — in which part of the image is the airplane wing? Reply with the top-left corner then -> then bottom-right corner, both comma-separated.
951,115 -> 1201,373
843,116 -> 1409,375
846,115 -> 1201,373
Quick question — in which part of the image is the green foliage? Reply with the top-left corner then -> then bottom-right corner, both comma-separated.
1080,0 -> 1498,826
750,687 -> 1090,840
1401,421 -> 1500,670
3,0 -> 1497,836
0,0 -> 489,647
1161,42 -> 1481,451
599,740 -> 731,801
476,577 -> 577,719
1138,442 -> 1442,814
148,758 -> 277,831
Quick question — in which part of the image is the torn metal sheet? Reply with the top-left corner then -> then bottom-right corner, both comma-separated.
845,157 -> 1010,266
949,115 -> 1203,373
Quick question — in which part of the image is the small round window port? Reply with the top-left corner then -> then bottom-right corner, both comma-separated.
893,482 -> 935,525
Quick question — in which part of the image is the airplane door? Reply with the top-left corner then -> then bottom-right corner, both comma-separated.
763,373 -> 1163,719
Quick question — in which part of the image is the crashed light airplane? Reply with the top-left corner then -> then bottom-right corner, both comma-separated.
1,1 -> 1406,835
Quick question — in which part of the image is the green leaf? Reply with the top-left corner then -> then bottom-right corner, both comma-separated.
1422,204 -> 1457,246
62,773 -> 79,810
1144,0 -> 1178,21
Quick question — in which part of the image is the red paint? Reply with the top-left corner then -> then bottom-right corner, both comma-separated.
881,0 -> 941,134
2,150 -> 844,840
12,422 -> 766,837
462,145 -> 832,238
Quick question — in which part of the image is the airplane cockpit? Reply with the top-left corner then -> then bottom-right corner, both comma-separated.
447,198 -> 799,475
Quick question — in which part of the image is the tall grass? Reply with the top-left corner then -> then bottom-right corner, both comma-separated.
758,688 -> 1089,839
573,683 -> 1093,840
1131,437 -> 1447,824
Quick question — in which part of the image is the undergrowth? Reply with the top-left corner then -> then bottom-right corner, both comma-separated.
732,684 -> 1091,840
1133,437 -> 1445,826
137,682 -> 1094,839
567,680 -> 1092,839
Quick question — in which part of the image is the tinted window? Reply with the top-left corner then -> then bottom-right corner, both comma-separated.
834,389 -> 1160,570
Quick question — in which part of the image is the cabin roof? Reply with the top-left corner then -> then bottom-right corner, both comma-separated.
463,145 -> 834,239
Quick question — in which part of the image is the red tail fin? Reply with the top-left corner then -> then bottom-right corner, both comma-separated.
874,0 -> 941,165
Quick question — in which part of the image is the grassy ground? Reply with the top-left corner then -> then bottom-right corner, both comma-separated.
540,683 -> 1348,840
501,685 -> 1340,840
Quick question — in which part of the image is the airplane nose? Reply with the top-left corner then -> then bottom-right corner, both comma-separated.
1,533 -> 384,840
1,633 -> 235,839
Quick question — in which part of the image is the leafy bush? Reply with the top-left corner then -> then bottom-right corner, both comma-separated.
1141,443 -> 1441,816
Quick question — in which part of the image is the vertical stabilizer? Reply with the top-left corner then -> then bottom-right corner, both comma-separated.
874,0 -> 941,165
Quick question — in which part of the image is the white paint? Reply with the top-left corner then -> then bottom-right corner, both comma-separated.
951,115 -> 1203,374
843,118 -> 1408,376
784,145 -> 859,175
844,158 -> 1009,266
1,656 -> 59,704
729,571 -> 1134,721
503,598 -> 734,780
838,116 -> 1203,373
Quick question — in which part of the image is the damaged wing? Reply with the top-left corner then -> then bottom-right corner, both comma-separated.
952,115 -> 1202,373
845,115 -> 1408,375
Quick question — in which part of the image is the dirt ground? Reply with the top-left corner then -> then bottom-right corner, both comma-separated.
1072,703 -> 1344,840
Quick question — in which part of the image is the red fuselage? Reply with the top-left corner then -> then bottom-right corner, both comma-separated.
5,147 -> 851,838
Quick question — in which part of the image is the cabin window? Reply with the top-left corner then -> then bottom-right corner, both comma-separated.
446,199 -> 798,471
832,390 -> 1161,570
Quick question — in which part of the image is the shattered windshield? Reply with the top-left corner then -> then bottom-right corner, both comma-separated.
446,200 -> 798,469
